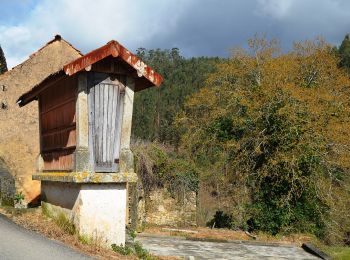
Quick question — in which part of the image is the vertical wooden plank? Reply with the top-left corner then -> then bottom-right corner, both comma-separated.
104,84 -> 110,167
103,83 -> 108,164
97,83 -> 101,166
116,84 -> 121,160
94,81 -> 99,167
110,83 -> 117,170
110,84 -> 115,167
106,84 -> 113,166
88,75 -> 95,172
99,82 -> 104,165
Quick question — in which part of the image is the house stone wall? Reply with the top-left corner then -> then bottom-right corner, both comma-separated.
131,186 -> 197,228
145,189 -> 197,227
0,37 -> 82,203
0,158 -> 15,206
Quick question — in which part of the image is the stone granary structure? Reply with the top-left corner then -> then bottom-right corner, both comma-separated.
17,40 -> 163,245
0,36 -> 82,205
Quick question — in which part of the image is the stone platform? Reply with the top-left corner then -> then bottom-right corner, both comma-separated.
41,181 -> 128,246
33,171 -> 137,183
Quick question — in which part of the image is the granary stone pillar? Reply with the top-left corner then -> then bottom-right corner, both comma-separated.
119,76 -> 135,173
75,72 -> 92,172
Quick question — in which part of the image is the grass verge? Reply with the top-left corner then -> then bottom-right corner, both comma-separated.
0,206 -> 174,259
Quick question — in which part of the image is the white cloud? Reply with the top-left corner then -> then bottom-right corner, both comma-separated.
0,0 -> 192,68
255,0 -> 294,19
2,0 -> 350,67
0,25 -> 33,67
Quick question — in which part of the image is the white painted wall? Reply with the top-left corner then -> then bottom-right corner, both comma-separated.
42,182 -> 127,246
77,183 -> 126,246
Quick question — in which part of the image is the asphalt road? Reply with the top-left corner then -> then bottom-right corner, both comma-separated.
0,214 -> 92,260
137,235 -> 319,260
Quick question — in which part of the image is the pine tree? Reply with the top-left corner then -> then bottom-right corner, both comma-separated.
0,45 -> 8,74
338,34 -> 350,72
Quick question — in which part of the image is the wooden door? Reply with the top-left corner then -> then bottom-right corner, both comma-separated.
88,73 -> 125,172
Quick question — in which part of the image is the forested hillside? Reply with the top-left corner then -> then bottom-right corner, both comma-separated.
132,36 -> 350,246
132,48 -> 221,144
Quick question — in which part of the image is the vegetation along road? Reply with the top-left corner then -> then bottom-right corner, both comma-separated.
0,214 -> 92,260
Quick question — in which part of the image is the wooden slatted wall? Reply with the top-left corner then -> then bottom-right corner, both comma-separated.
89,73 -> 125,172
39,76 -> 77,171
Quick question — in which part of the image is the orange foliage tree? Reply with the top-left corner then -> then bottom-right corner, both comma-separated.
176,36 -> 350,243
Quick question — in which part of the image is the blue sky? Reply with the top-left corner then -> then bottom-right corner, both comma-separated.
1,0 -> 350,68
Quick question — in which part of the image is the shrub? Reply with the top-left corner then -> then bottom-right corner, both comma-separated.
111,244 -> 133,255
14,191 -> 25,204
207,211 -> 234,229
133,141 -> 199,198
111,242 -> 155,259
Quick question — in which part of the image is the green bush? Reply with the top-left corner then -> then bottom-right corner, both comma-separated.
111,244 -> 133,255
111,242 -> 155,259
134,242 -> 155,260
14,191 -> 25,204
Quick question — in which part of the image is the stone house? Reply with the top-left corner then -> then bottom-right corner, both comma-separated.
0,35 -> 82,205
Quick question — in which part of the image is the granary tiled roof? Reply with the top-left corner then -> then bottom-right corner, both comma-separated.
64,40 -> 163,87
17,39 -> 163,106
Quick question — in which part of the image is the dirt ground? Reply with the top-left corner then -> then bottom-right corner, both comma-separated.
136,235 -> 319,260
143,226 -> 314,246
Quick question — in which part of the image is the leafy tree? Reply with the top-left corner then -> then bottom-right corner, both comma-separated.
0,45 -> 7,74
177,36 -> 350,243
338,34 -> 350,72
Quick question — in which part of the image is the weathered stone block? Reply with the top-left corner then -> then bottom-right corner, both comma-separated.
119,148 -> 134,173
74,147 -> 92,172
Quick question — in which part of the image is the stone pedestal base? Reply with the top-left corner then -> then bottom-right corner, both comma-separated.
41,181 -> 127,246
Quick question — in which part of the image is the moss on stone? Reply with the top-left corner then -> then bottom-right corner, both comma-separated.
33,171 -> 138,183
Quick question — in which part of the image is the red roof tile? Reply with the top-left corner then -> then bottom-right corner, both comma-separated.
64,40 -> 163,87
